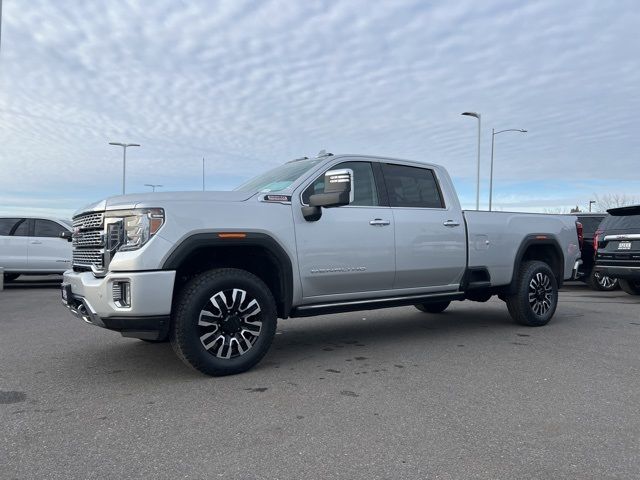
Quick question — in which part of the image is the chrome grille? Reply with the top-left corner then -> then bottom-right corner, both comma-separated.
72,210 -> 105,270
73,212 -> 104,230
72,249 -> 104,269
72,230 -> 104,248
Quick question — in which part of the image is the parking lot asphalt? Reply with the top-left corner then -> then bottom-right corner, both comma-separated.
1,280 -> 639,480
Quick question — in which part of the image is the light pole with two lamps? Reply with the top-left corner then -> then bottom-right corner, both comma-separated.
489,128 -> 527,211
144,183 -> 163,192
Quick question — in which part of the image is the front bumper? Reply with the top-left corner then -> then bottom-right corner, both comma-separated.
61,269 -> 175,340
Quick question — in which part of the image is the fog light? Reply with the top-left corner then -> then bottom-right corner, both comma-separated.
112,281 -> 131,308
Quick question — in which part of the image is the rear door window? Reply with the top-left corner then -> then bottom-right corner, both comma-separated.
381,164 -> 444,208
0,218 -> 26,236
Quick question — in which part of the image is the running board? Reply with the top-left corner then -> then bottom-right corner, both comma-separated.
290,291 -> 465,318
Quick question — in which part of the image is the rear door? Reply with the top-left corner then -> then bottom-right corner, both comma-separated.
28,219 -> 72,272
294,160 -> 395,299
0,218 -> 30,270
381,163 -> 466,291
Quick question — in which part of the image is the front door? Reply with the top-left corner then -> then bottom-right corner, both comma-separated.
294,161 -> 395,300
28,219 -> 72,272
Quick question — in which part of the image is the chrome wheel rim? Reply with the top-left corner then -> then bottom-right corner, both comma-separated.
198,288 -> 262,359
595,272 -> 617,289
528,272 -> 554,316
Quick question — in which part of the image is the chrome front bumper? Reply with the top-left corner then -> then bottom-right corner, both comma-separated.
62,269 -> 175,318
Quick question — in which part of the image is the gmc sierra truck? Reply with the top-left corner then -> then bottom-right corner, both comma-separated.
61,153 -> 581,376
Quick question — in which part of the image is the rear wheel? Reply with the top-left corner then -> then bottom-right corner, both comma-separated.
506,261 -> 558,327
3,273 -> 20,282
170,268 -> 277,376
587,271 -> 619,291
619,279 -> 640,295
415,301 -> 450,314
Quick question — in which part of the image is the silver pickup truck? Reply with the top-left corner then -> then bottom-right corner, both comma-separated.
61,153 -> 581,376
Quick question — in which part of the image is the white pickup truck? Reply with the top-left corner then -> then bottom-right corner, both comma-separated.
61,153 -> 582,376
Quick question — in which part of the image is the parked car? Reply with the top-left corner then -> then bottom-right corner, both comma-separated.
0,216 -> 72,281
594,205 -> 640,295
61,153 -> 581,376
576,213 -> 619,291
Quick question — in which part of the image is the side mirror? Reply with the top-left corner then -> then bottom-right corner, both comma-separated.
309,169 -> 353,208
302,169 -> 353,222
60,231 -> 73,242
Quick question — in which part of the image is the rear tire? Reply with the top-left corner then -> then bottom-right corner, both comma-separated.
619,279 -> 640,295
415,301 -> 450,313
506,261 -> 558,327
587,271 -> 619,291
3,273 -> 20,282
170,268 -> 277,376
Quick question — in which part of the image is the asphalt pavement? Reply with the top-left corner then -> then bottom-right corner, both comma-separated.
1,279 -> 639,479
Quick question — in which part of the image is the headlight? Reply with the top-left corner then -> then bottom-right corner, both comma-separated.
105,208 -> 164,252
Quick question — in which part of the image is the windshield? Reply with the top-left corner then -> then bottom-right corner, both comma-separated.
235,158 -> 323,193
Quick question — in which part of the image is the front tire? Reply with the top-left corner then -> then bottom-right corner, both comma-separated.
619,279 -> 640,295
506,261 -> 558,327
170,268 -> 277,376
415,301 -> 450,313
587,271 -> 619,291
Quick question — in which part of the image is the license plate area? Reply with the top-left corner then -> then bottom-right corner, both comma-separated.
618,241 -> 632,250
61,283 -> 73,304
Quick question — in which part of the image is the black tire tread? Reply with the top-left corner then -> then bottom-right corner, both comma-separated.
506,260 -> 558,327
619,279 -> 640,295
415,301 -> 451,314
170,268 -> 277,376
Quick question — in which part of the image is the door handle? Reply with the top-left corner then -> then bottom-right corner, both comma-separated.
369,219 -> 391,226
30,240 -> 43,244
443,220 -> 460,227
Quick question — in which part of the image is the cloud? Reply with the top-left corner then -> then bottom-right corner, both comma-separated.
0,0 -> 639,216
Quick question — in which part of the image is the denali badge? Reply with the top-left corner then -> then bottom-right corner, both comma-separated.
310,266 -> 367,274
263,194 -> 291,203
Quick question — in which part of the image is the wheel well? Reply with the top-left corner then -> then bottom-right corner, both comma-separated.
520,244 -> 563,284
172,245 -> 291,318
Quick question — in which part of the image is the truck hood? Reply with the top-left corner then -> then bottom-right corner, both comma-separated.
76,191 -> 255,216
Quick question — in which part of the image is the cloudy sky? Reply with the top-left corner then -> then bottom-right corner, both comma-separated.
1,0 -> 639,217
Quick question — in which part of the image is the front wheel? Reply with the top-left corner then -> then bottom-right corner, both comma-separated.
506,261 -> 558,326
619,279 -> 640,295
587,271 -> 619,291
415,301 -> 450,314
170,268 -> 277,376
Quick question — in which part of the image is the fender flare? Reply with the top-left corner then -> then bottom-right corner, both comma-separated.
162,232 -> 294,317
508,234 -> 565,293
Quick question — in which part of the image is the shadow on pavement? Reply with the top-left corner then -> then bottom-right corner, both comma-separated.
3,275 -> 63,290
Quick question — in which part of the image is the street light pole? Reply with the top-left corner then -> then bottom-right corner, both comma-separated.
202,157 -> 205,191
109,142 -> 140,195
144,184 -> 163,192
462,112 -> 481,210
489,128 -> 527,211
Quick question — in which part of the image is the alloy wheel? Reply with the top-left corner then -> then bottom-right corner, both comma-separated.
594,272 -> 617,289
528,272 -> 554,316
197,288 -> 262,359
